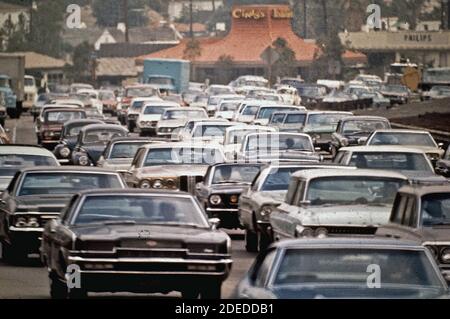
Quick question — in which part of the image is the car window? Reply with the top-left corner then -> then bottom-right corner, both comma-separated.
403,196 -> 417,226
392,195 -> 408,224
285,179 -> 299,205
421,193 -> 450,226
255,250 -> 276,287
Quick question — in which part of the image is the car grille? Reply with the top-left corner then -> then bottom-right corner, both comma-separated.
326,226 -> 377,235
117,249 -> 187,259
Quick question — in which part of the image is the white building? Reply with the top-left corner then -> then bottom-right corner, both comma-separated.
168,0 -> 224,20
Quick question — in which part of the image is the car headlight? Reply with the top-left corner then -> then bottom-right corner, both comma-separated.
229,195 -> 239,204
295,225 -> 314,238
441,248 -> 450,264
209,195 -> 222,205
139,179 -> 151,189
140,121 -> 146,126
166,179 -> 177,189
152,179 -> 163,189
78,155 -> 89,166
260,205 -> 272,216
60,147 -> 70,158
427,153 -> 440,161
315,227 -> 328,238
27,217 -> 40,228
15,217 -> 27,228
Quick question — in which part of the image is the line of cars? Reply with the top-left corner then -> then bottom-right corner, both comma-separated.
1,76 -> 450,299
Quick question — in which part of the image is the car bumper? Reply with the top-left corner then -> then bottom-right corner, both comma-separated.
206,207 -> 241,229
9,226 -> 43,252
138,127 -> 157,135
67,256 -> 232,292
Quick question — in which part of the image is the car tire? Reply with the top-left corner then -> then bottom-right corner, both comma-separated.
67,287 -> 88,299
2,241 -> 27,265
258,230 -> 272,252
181,288 -> 200,299
200,281 -> 221,299
49,272 -> 68,299
245,228 -> 258,253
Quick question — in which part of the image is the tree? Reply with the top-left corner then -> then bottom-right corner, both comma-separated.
271,37 -> 296,83
215,54 -> 234,84
66,41 -> 94,82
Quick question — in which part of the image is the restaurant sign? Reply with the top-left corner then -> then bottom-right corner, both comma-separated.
232,7 -> 293,20
388,32 -> 449,46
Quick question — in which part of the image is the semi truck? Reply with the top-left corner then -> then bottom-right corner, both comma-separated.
0,53 -> 25,118
142,58 -> 190,94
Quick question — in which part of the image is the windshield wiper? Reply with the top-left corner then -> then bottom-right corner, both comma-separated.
215,180 -> 245,184
103,220 -> 137,225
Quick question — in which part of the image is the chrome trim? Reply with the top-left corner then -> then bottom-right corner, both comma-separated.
69,256 -> 233,264
77,270 -> 227,276
206,208 -> 238,212
9,226 -> 43,232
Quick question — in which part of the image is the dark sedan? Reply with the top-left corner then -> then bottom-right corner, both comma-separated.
41,189 -> 232,299
53,119 -> 104,164
71,124 -> 129,166
38,108 -> 87,150
233,238 -> 449,299
0,167 -> 126,263
195,163 -> 263,229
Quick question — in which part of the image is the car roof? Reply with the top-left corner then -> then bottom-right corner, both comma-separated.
397,184 -> 450,197
77,188 -> 193,197
340,116 -> 389,122
43,107 -> 85,113
291,168 -> 408,180
371,129 -> 430,134
142,100 -> 179,107
0,145 -> 55,156
272,237 -> 425,250
164,107 -> 205,112
63,119 -> 104,127
140,142 -> 223,150
19,166 -> 120,174
306,111 -> 354,115
339,145 -> 427,154
80,124 -> 128,133
263,163 -> 350,170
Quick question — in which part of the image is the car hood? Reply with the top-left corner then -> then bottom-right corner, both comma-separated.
16,194 -> 73,212
83,145 -> 107,162
102,158 -> 133,171
299,204 -> 392,226
209,183 -> 251,194
157,119 -> 187,128
61,137 -> 78,148
71,224 -> 227,244
400,171 -> 447,183
415,226 -> 450,242
252,191 -> 286,203
303,126 -> 336,134
136,164 -> 209,178
139,114 -> 162,121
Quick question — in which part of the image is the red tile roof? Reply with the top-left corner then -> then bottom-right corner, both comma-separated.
137,5 -> 366,65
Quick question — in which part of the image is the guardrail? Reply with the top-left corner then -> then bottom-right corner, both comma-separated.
315,98 -> 373,111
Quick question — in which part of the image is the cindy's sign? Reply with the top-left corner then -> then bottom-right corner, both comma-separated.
232,7 -> 293,20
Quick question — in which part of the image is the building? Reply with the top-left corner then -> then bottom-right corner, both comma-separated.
96,57 -> 141,86
168,0 -> 224,20
139,4 -> 366,83
340,29 -> 450,70
16,51 -> 68,85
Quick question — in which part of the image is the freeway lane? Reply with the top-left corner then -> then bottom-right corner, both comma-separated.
0,114 -> 256,299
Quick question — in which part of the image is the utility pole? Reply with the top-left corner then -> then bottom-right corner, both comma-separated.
189,0 -> 194,39
123,0 -> 129,42
303,0 -> 307,38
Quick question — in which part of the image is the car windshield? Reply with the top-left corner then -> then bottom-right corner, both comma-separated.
45,111 -> 85,123
73,195 -> 208,227
261,167 -> 306,191
369,132 -> 436,147
219,102 -> 240,111
226,129 -> 269,145
99,91 -> 115,100
66,123 -> 94,137
85,108 -> 102,117
108,142 -> 148,159
144,147 -> 224,166
298,86 -> 324,96
306,114 -> 348,128
274,249 -> 445,292
0,78 -> 10,87
192,124 -> 232,138
24,78 -> 34,86
257,107 -> 297,119
163,110 -> 206,120
18,173 -> 122,196
342,120 -> 389,135
382,85 -> 408,93
143,105 -> 171,115
0,154 -> 57,170
83,129 -> 126,144
242,105 -> 259,116
421,193 -> 450,226
306,176 -> 406,206
349,152 -> 433,172
212,165 -> 260,184
286,113 -> 306,124
126,87 -> 156,97
245,134 -> 313,152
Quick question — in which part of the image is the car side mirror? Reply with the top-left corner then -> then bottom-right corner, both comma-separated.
195,182 -> 202,191
209,218 -> 220,230
438,142 -> 444,148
